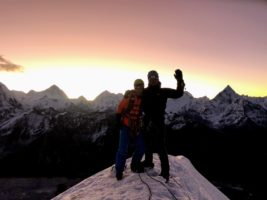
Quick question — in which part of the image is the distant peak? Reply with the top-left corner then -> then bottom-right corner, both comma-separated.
78,95 -> 88,101
28,89 -> 36,93
219,85 -> 238,96
213,85 -> 239,102
43,84 -> 68,98
100,90 -> 112,95
0,82 -> 10,98
47,84 -> 61,91
224,85 -> 236,93
0,82 -> 8,90
94,90 -> 113,100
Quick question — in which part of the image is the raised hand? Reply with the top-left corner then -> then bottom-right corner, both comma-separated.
174,69 -> 183,81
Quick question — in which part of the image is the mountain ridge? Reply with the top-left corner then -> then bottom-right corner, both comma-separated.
2,81 -> 267,102
1,81 -> 267,129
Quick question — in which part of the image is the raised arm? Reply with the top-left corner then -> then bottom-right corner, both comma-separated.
162,69 -> 185,98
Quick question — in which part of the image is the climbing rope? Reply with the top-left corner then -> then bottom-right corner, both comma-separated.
146,172 -> 178,200
111,164 -> 191,200
138,173 -> 152,200
170,176 -> 192,200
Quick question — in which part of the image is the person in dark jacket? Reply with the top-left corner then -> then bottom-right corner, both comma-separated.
142,69 -> 185,182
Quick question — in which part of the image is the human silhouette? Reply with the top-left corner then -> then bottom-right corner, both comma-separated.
141,69 -> 185,182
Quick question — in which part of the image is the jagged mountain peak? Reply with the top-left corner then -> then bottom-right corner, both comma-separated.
213,85 -> 239,103
26,85 -> 68,99
24,85 -> 67,101
17,85 -> 71,110
223,85 -> 236,94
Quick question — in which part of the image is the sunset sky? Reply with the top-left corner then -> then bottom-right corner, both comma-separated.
1,0 -> 267,100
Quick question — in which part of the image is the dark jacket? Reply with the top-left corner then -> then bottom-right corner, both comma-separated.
142,82 -> 184,123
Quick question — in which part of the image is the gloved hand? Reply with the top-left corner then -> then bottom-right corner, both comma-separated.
174,69 -> 183,81
174,69 -> 185,90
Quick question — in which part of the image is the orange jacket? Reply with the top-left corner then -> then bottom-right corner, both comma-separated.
116,91 -> 142,128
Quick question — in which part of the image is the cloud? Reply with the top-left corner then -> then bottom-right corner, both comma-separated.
0,56 -> 24,72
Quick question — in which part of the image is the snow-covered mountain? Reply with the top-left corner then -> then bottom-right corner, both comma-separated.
1,82 -> 267,158
13,85 -> 72,110
52,155 -> 229,200
1,82 -> 267,143
0,83 -> 22,124
3,82 -> 267,131
0,82 -> 266,199
0,82 -> 121,160
165,85 -> 267,129
12,84 -> 122,112
91,90 -> 123,112
0,82 -> 21,109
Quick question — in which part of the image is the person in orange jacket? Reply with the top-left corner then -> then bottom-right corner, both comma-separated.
115,79 -> 145,180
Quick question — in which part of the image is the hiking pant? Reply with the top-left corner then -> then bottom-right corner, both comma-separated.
144,121 -> 170,175
115,125 -> 145,173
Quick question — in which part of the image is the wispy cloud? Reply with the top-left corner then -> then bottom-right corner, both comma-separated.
0,56 -> 23,72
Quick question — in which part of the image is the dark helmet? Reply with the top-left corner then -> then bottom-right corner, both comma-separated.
147,70 -> 159,80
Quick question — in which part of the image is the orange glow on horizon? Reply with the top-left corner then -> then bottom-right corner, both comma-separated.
1,55 -> 267,100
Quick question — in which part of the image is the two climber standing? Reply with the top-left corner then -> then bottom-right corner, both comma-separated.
115,69 -> 185,181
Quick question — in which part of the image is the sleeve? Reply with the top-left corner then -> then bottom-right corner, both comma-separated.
115,98 -> 128,129
162,79 -> 185,99
116,98 -> 128,114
